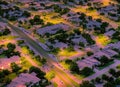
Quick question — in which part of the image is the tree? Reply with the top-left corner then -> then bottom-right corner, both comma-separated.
53,5 -> 62,13
3,28 -> 11,35
99,56 -> 109,65
95,77 -> 101,83
61,8 -> 70,15
102,74 -> 109,81
29,19 -> 34,25
66,45 -> 74,52
115,78 -> 120,85
116,71 -> 120,77
109,68 -> 116,76
40,58 -> 46,65
87,51 -> 94,56
80,80 -> 95,87
17,40 -> 24,46
108,76 -> 114,82
73,29 -> 81,35
2,69 -> 10,75
51,47 -> 60,54
101,22 -> 109,29
13,51 -> 21,56
29,50 -> 35,55
23,11 -> 31,17
29,66 -> 45,79
65,59 -> 79,74
11,62 -> 21,72
0,71 -> 5,78
70,62 -> 79,74
82,33 -> 95,45
65,59 -> 73,64
80,67 -> 94,77
4,77 -> 11,84
29,15 -> 44,25
116,0 -> 120,3
34,15 -> 40,22
7,43 -> 16,52
103,82 -> 115,87
79,42 -> 85,47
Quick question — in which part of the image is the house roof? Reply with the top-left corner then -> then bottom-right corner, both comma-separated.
7,72 -> 40,87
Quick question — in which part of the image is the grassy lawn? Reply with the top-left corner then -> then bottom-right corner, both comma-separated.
95,35 -> 111,46
20,23 -> 32,29
41,12 -> 65,24
116,64 -> 120,69
84,71 -> 95,77
53,67 -> 79,87
60,61 -> 86,79
60,61 -> 84,82
34,34 -> 46,43
38,36 -> 46,43
53,82 -> 58,87
0,35 -> 18,41
73,71 -> 95,79
110,39 -> 119,43
0,54 -> 6,58
73,74 -> 84,80
33,59 -> 43,66
58,49 -> 80,59
6,73 -> 17,80
21,47 -> 30,54
31,11 -> 65,24
60,61 -> 70,70
98,61 -> 114,70
117,57 -> 120,60
45,70 -> 55,80
21,46 -> 43,66
20,57 -> 32,70
54,69 -> 78,87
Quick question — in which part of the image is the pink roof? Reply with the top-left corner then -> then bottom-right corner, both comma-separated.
0,56 -> 20,70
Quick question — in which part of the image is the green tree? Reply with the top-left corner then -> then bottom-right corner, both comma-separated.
115,78 -> 120,85
23,11 -> 31,17
80,80 -> 95,87
29,66 -> 45,79
11,62 -> 21,72
103,82 -> 115,87
7,43 -> 16,52
80,67 -> 94,76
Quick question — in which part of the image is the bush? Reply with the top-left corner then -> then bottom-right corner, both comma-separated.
87,51 -> 94,56
80,67 -> 94,77
11,62 -> 21,72
80,80 -> 95,87
103,82 -> 115,87
109,68 -> 116,76
115,78 -> 120,85
102,74 -> 109,81
29,66 -> 45,79
65,59 -> 79,74
95,77 -> 101,83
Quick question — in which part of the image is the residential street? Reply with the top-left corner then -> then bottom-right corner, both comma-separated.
85,59 -> 120,81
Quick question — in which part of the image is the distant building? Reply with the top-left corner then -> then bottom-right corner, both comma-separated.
7,72 -> 41,87
36,23 -> 70,36
17,0 -> 34,3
